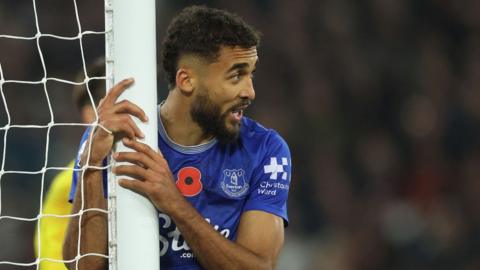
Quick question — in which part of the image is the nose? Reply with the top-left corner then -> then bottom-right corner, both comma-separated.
240,79 -> 255,100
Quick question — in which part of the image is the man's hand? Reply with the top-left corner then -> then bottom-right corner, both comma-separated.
83,78 -> 148,165
113,138 -> 185,214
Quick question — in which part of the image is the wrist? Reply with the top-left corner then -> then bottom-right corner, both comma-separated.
166,197 -> 200,225
79,151 -> 107,168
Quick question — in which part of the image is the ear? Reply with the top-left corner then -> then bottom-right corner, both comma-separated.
175,68 -> 195,94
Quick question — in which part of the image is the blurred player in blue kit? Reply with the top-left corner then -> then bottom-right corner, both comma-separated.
63,6 -> 292,270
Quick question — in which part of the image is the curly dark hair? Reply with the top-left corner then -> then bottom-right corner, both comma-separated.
161,5 -> 261,89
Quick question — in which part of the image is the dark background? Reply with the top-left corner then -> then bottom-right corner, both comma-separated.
1,0 -> 480,269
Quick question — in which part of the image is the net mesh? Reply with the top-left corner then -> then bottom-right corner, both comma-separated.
0,0 -> 110,268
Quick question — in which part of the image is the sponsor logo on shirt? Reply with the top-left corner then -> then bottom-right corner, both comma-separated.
263,157 -> 289,180
220,169 -> 249,197
159,214 -> 230,259
259,157 -> 290,196
257,180 -> 289,196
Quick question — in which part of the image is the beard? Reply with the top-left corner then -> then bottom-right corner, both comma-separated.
190,91 -> 244,145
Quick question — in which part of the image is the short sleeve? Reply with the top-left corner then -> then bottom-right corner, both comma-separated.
243,131 -> 292,226
68,128 -> 108,202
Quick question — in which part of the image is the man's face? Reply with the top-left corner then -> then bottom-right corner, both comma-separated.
190,46 -> 258,144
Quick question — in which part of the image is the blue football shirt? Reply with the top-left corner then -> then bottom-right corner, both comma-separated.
70,113 -> 292,269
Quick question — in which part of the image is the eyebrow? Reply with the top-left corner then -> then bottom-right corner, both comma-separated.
226,59 -> 259,74
226,63 -> 250,73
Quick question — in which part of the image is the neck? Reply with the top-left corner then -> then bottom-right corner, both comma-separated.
159,90 -> 213,146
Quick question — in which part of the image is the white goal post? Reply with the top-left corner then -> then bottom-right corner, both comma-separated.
106,0 -> 159,269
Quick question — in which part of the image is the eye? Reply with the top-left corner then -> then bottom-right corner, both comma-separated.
230,72 -> 242,83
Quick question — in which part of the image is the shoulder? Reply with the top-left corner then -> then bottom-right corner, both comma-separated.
240,117 -> 289,153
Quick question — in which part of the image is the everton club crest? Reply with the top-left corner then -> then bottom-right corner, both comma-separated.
221,169 -> 249,197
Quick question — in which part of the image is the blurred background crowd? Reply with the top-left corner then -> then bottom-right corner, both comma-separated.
1,0 -> 480,269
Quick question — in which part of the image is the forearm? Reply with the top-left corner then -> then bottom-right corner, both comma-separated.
63,168 -> 107,270
170,200 -> 272,270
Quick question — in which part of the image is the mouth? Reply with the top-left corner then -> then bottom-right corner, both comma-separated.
231,108 -> 243,121
229,102 -> 250,122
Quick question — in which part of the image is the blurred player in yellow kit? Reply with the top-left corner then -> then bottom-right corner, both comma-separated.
34,60 -> 105,270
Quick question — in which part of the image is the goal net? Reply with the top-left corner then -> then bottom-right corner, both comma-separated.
0,0 -> 159,269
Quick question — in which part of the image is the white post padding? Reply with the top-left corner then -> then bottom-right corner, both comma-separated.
105,0 -> 159,269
